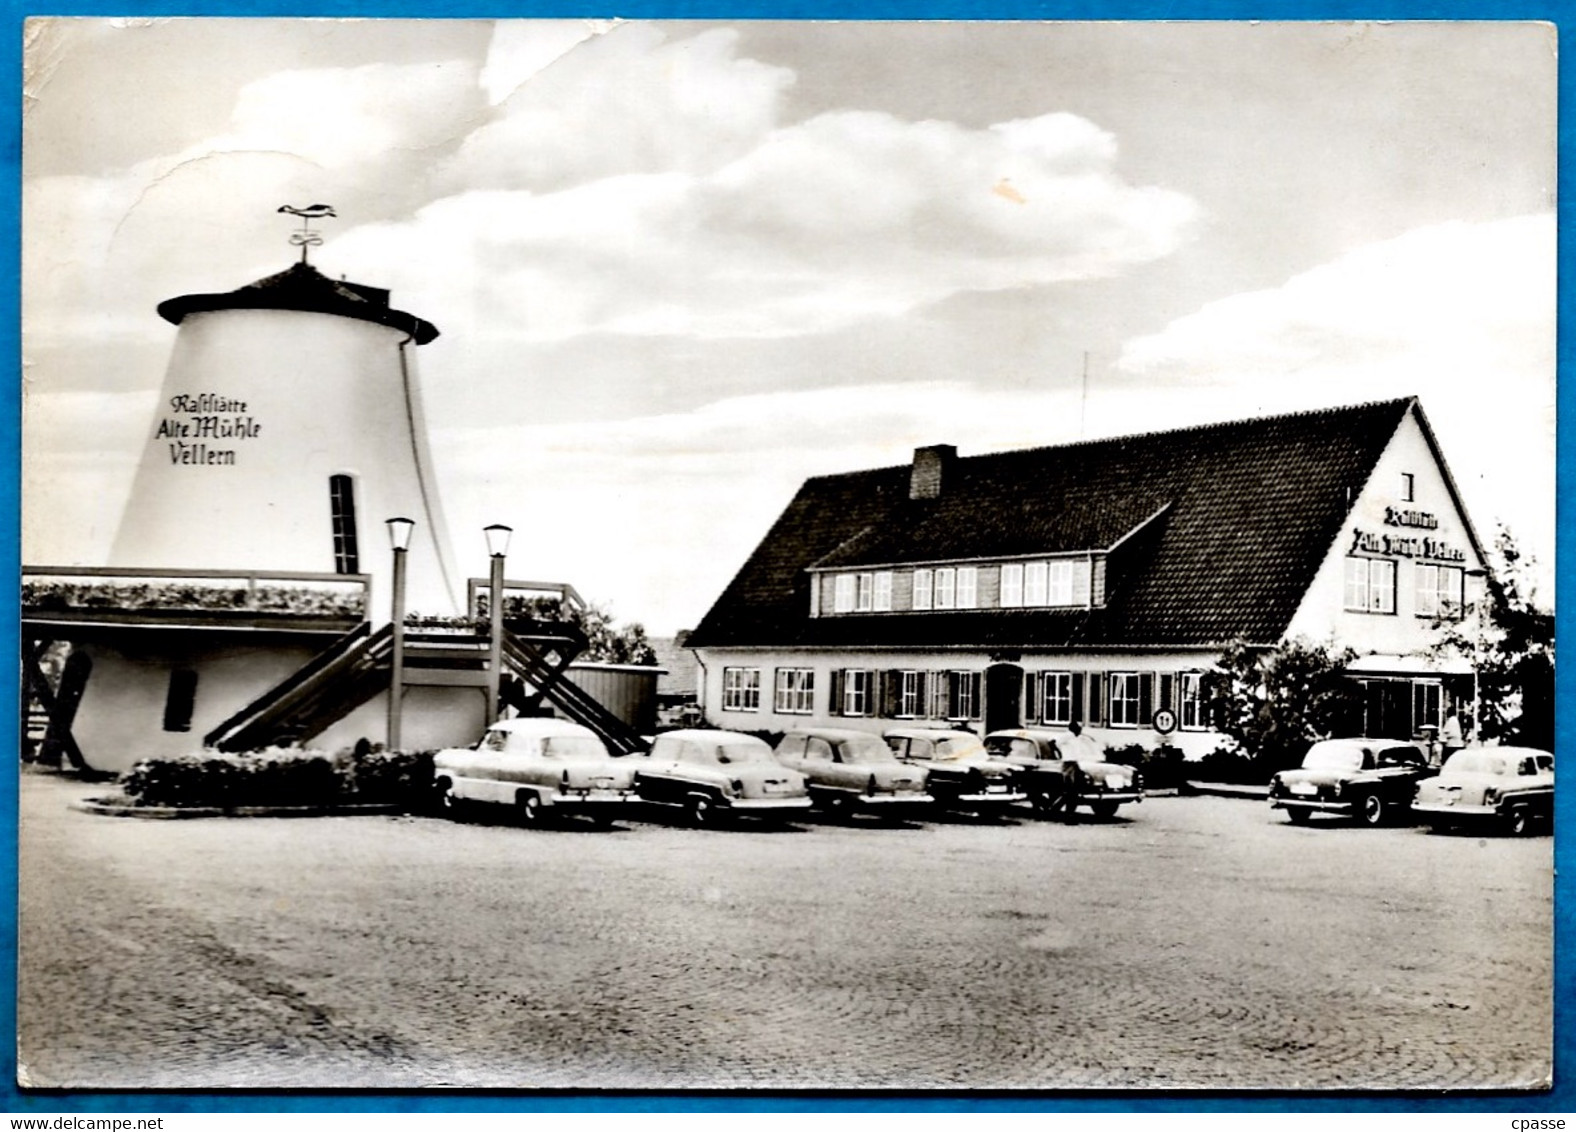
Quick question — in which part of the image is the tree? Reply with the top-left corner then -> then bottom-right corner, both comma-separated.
572,602 -> 659,666
491,594 -> 658,666
1433,526 -> 1554,750
1200,637 -> 1364,773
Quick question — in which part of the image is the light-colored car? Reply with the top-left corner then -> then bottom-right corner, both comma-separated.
772,728 -> 932,813
883,727 -> 1026,810
1267,738 -> 1434,826
633,728 -> 811,826
1412,746 -> 1554,836
432,717 -> 637,826
984,728 -> 1142,820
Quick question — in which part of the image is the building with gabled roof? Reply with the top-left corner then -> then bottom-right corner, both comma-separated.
686,397 -> 1488,755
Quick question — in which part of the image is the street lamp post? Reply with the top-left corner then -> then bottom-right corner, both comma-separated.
385,517 -> 416,751
484,524 -> 513,725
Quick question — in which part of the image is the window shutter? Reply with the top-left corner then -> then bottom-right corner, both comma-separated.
1089,673 -> 1104,725
881,670 -> 900,718
1159,673 -> 1175,717
830,669 -> 845,716
1023,672 -> 1038,723
1139,672 -> 1154,725
1071,672 -> 1084,724
914,671 -> 928,717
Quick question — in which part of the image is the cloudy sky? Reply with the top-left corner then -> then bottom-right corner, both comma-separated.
21,19 -> 1556,634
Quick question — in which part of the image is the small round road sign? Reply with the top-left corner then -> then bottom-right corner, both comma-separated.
1152,708 -> 1177,735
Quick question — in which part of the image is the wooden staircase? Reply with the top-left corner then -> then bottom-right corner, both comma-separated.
203,619 -> 647,754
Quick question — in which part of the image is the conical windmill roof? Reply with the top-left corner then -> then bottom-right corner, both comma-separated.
157,261 -> 439,344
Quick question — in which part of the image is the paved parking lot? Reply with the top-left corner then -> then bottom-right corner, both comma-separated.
16,771 -> 1553,1091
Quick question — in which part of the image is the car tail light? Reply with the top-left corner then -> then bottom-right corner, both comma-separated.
730,778 -> 745,796
1333,781 -> 1343,798
561,769 -> 571,788
868,774 -> 878,795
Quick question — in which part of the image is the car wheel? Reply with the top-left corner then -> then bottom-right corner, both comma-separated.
1359,793 -> 1386,827
1090,800 -> 1119,821
518,791 -> 544,826
1506,807 -> 1532,837
1285,806 -> 1312,825
686,793 -> 715,827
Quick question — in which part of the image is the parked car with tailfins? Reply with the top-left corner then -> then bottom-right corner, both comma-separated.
984,728 -> 1142,819
1267,737 -> 1434,826
772,727 -> 931,814
633,728 -> 811,826
1412,746 -> 1553,836
883,727 -> 1026,810
432,717 -> 637,825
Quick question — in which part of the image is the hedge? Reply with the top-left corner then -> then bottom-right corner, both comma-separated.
119,745 -> 435,811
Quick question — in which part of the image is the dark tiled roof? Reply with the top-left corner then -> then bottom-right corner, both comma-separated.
158,262 -> 439,344
689,398 -> 1418,650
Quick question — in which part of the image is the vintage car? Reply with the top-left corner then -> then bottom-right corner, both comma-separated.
1267,737 -> 1435,826
432,717 -> 637,825
984,728 -> 1142,820
632,728 -> 811,826
882,727 -> 1026,810
772,727 -> 932,813
1412,746 -> 1554,835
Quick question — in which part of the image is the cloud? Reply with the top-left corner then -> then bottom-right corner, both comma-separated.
1117,214 -> 1553,387
1115,212 -> 1556,588
456,25 -> 794,191
337,103 -> 1197,341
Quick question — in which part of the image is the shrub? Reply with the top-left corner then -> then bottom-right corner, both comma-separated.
1103,742 -> 1188,791
348,748 -> 435,806
120,745 -> 437,811
1189,743 -> 1281,785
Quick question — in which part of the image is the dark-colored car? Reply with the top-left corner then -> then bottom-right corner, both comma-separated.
1267,738 -> 1435,826
882,727 -> 1026,811
984,728 -> 1142,820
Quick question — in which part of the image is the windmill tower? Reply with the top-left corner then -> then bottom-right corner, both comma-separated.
23,208 -> 649,775
108,206 -> 459,619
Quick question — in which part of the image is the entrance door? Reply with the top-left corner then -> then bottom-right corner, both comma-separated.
984,663 -> 1024,734
1362,680 -> 1413,739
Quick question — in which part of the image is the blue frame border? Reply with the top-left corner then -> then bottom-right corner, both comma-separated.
0,3 -> 1568,1115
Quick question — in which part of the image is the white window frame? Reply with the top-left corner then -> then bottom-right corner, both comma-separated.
928,670 -> 950,718
956,566 -> 978,609
843,669 -> 873,716
1415,562 -> 1464,620
1345,556 -> 1396,615
950,670 -> 981,721
912,569 -> 934,611
1024,561 -> 1048,606
1000,563 -> 1024,607
934,567 -> 957,609
1040,671 -> 1073,726
774,668 -> 815,714
1108,672 -> 1141,728
833,574 -> 856,614
1046,560 -> 1074,606
1180,672 -> 1206,731
722,667 -> 761,712
898,670 -> 923,718
873,571 -> 893,612
855,572 -> 874,612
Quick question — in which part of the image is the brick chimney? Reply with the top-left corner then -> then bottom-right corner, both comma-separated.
909,444 -> 956,500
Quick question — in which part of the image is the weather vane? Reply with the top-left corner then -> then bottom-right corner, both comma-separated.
278,204 -> 337,264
